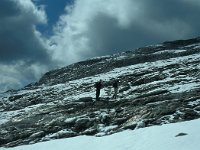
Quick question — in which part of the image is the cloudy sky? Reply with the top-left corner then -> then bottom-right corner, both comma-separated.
1,0 -> 200,92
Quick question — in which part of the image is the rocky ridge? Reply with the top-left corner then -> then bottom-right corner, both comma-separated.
1,37 -> 200,147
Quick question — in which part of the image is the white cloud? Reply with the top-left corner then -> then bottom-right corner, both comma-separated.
14,0 -> 47,24
0,62 -> 49,92
50,0 -> 136,65
0,66 -> 23,92
0,0 -> 49,63
50,0 -> 200,66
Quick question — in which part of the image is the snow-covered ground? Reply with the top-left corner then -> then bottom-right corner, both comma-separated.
1,118 -> 200,150
1,52 -> 200,126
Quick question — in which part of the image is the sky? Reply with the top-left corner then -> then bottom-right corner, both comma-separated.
1,0 -> 200,92
1,118 -> 200,150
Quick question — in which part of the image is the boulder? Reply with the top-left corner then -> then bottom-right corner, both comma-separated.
75,118 -> 93,132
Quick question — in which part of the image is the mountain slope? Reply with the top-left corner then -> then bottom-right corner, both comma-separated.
1,37 -> 200,147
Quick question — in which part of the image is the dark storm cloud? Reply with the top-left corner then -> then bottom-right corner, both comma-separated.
88,0 -> 200,55
87,13 -> 169,55
0,0 -> 50,64
0,0 -> 19,18
140,0 -> 200,30
142,0 -> 199,20
0,0 -> 53,92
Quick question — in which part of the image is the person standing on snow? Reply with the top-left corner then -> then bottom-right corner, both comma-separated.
95,79 -> 103,101
112,79 -> 119,99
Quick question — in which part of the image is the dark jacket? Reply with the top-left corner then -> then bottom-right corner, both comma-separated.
95,81 -> 102,90
113,80 -> 119,88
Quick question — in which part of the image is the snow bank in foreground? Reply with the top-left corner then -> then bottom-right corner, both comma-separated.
1,119 -> 200,150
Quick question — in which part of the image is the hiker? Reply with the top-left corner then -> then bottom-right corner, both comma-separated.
95,79 -> 103,101
112,79 -> 119,99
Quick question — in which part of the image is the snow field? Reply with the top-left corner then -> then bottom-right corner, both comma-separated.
1,118 -> 200,150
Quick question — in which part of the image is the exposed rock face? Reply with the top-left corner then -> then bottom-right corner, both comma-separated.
1,37 -> 200,147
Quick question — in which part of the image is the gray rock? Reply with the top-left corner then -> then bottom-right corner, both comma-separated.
182,109 -> 199,120
119,85 -> 130,93
78,97 -> 93,102
194,106 -> 200,111
75,118 -> 93,132
123,123 -> 137,130
175,133 -> 188,137
29,131 -> 45,139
